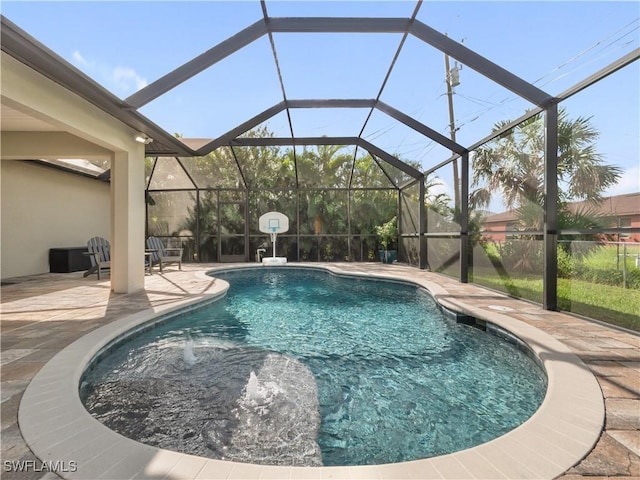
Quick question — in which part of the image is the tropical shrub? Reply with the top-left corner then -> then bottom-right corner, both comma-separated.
498,238 -> 544,274
557,247 -> 576,278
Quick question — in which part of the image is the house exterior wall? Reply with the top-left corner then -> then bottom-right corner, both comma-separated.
0,160 -> 110,279
616,214 -> 640,242
2,52 -> 146,293
482,218 -> 640,243
481,193 -> 640,243
480,226 -> 507,242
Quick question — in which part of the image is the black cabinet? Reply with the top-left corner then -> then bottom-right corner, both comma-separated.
49,247 -> 91,273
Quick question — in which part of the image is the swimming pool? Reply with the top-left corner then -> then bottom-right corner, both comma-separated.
81,267 -> 547,467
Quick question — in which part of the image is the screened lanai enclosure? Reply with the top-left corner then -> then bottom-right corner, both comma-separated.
2,1 -> 638,329
146,141 -> 421,265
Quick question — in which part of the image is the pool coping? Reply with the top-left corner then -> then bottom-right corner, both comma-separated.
18,264 -> 605,480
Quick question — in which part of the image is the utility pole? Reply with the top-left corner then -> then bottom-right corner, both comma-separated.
444,51 -> 461,211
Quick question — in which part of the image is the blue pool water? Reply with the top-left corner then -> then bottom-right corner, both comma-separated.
82,267 -> 547,466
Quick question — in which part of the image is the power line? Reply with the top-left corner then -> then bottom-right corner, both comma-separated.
532,18 -> 639,87
443,18 -> 639,136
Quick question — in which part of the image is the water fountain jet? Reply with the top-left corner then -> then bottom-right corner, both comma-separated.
183,338 -> 197,367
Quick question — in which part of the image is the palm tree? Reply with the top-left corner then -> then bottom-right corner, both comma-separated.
470,109 -> 621,215
469,109 -> 621,273
297,145 -> 352,234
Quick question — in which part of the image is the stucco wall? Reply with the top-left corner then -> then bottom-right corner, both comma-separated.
1,160 -> 110,279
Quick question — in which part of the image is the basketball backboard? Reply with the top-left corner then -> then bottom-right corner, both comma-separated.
259,212 -> 289,234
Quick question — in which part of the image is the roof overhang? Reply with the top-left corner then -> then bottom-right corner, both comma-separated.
1,15 -> 195,157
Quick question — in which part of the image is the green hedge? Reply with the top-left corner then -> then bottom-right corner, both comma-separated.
480,241 -> 640,289
570,266 -> 640,289
557,246 -> 640,288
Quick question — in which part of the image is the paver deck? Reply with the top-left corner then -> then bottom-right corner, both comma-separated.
1,263 -> 638,479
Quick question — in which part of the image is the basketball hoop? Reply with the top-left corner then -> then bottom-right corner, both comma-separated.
259,212 -> 289,264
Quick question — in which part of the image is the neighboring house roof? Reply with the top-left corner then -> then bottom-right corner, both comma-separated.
484,192 -> 640,225
582,192 -> 640,217
483,210 -> 518,224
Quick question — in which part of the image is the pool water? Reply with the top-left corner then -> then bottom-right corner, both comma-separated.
82,268 -> 547,466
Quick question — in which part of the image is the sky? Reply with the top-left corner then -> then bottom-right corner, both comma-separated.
2,0 -> 639,207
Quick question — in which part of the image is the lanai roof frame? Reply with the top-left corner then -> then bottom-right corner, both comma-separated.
119,0 -> 554,173
2,0 -> 556,177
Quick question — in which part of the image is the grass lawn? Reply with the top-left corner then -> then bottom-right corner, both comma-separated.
471,273 -> 640,332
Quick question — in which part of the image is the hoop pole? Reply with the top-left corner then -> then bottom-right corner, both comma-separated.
270,231 -> 277,257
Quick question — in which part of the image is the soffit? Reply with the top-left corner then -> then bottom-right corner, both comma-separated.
0,103 -> 62,132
